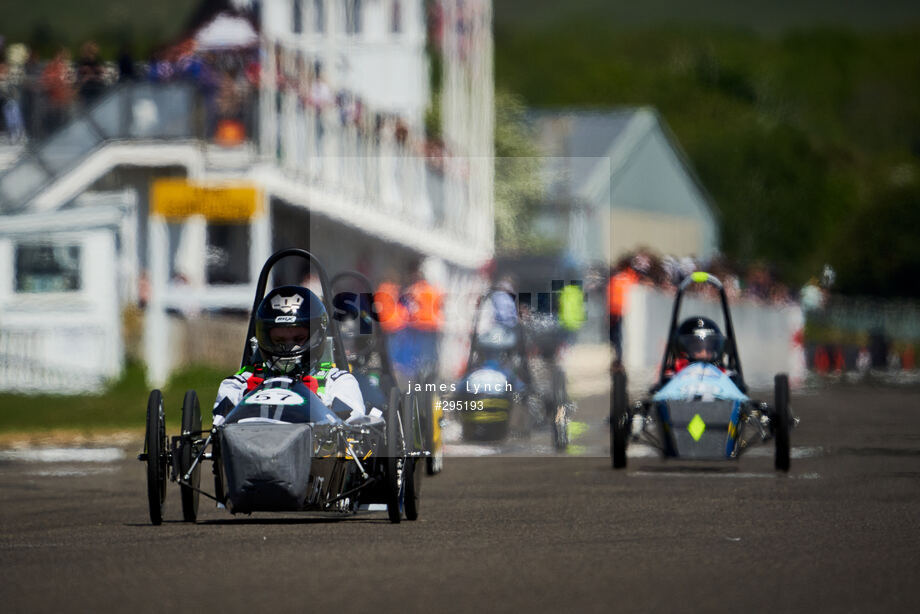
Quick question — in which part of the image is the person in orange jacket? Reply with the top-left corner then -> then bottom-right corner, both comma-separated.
389,260 -> 445,384
374,279 -> 407,334
608,257 -> 641,366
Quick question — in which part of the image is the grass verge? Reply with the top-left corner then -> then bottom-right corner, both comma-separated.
0,362 -> 229,443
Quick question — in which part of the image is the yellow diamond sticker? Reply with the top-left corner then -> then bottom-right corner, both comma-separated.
687,414 -> 706,441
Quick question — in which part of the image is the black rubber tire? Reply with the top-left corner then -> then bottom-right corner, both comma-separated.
179,390 -> 201,523
401,393 -> 423,520
385,387 -> 403,523
551,367 -> 569,451
145,390 -> 167,525
774,374 -> 791,472
424,390 -> 443,475
611,370 -> 628,469
403,456 -> 421,520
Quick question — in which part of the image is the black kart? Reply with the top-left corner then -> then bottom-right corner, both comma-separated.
139,248 -> 426,524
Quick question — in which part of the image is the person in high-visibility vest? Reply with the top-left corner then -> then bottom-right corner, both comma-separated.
559,281 -> 586,334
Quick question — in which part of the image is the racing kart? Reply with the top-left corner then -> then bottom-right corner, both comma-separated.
331,269 -> 443,477
139,248 -> 426,525
453,288 -> 571,449
610,272 -> 796,471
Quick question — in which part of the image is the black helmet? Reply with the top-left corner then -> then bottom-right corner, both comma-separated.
333,291 -> 375,363
255,286 -> 328,374
676,316 -> 726,364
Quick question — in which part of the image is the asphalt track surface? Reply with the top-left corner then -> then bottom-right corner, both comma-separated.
2,383 -> 919,613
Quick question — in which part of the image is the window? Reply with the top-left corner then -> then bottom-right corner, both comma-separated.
313,0 -> 325,33
293,0 -> 303,34
206,223 -> 251,285
391,0 -> 402,34
345,0 -> 363,35
14,244 -> 81,293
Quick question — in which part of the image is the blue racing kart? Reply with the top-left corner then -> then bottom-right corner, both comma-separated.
610,272 -> 796,471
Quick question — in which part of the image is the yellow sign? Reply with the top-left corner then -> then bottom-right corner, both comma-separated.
150,179 -> 261,221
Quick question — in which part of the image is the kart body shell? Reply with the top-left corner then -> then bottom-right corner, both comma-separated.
215,377 -> 387,514
454,365 -> 515,441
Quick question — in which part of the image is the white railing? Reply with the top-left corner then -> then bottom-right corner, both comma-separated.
265,92 -> 492,254
0,327 -> 115,394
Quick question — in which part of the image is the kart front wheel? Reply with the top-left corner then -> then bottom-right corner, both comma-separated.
611,370 -> 629,469
774,374 -> 791,472
179,390 -> 201,523
145,390 -> 167,525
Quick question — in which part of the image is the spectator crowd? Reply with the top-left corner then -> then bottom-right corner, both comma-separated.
608,247 -> 800,307
0,34 -> 260,145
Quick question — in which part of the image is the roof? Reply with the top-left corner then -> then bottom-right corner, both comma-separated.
529,107 -> 717,217
528,109 -> 638,160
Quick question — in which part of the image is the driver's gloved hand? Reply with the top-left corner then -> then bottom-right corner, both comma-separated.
212,397 -> 234,427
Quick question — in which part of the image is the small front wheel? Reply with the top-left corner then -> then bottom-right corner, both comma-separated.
774,374 -> 791,472
179,390 -> 201,522
145,390 -> 167,525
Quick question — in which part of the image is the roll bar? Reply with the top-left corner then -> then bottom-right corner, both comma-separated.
658,272 -> 745,389
330,270 -> 397,378
241,248 -> 348,370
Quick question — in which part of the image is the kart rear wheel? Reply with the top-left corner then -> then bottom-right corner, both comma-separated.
403,457 -> 421,521
611,370 -> 629,469
401,392 -> 422,520
179,390 -> 201,523
145,390 -> 167,525
385,388 -> 403,523
774,374 -> 791,472
425,390 -> 443,476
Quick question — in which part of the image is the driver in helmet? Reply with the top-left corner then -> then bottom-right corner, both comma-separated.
671,316 -> 727,373
334,291 -> 377,372
211,286 -> 369,426
333,291 -> 392,410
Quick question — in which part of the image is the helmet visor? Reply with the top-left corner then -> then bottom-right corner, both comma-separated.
678,331 -> 726,362
259,323 -> 326,358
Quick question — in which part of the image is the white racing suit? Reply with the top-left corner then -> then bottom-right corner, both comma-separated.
212,367 -> 379,426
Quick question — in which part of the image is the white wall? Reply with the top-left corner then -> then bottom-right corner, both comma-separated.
622,284 -> 806,390
261,0 -> 428,121
0,227 -> 123,392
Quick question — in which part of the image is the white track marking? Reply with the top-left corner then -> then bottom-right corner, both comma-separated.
629,470 -> 820,479
27,467 -> 118,477
0,447 -> 125,463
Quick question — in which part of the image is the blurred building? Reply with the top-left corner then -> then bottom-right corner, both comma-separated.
0,0 -> 494,389
531,107 -> 718,266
